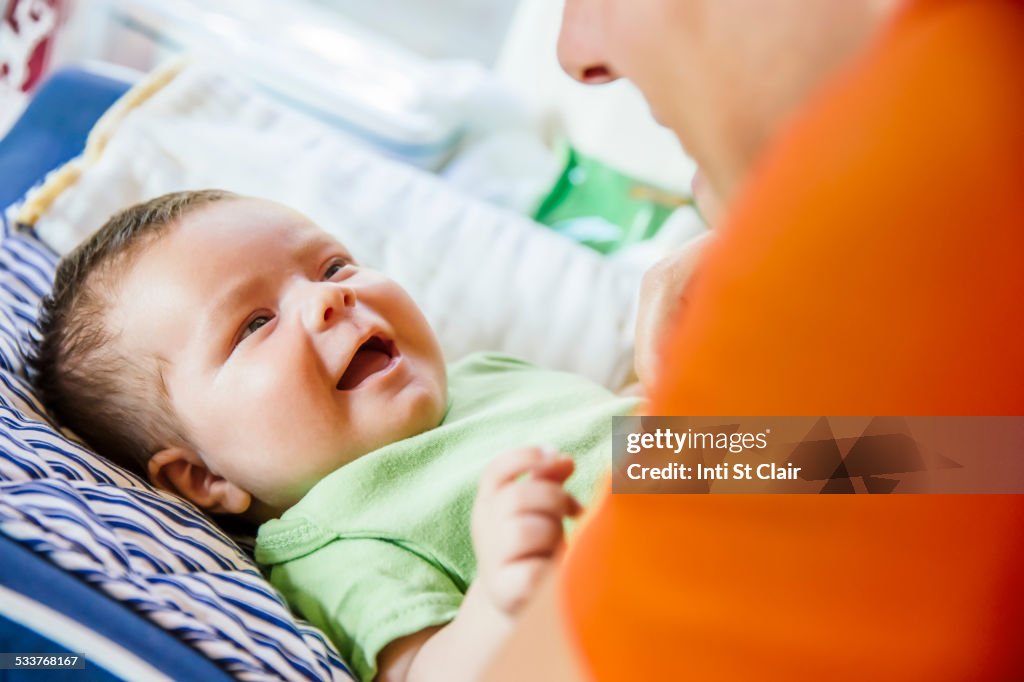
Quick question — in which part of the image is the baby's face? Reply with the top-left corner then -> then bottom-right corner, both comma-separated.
114,198 -> 447,511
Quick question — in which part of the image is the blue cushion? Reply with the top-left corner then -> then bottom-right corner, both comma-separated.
0,205 -> 354,679
0,612 -> 120,681
0,68 -> 131,210
0,531 -> 229,680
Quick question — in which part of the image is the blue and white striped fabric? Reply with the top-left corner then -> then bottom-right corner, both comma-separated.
0,207 -> 354,681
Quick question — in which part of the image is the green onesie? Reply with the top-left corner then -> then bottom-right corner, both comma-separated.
255,353 -> 639,681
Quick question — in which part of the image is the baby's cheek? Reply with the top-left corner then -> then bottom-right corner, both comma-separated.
245,367 -> 341,441
196,366 -> 293,447
240,375 -> 314,435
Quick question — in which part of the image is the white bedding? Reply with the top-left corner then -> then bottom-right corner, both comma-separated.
22,61 -> 666,388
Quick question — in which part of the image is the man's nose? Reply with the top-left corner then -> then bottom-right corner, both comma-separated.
303,282 -> 356,333
557,0 -> 619,84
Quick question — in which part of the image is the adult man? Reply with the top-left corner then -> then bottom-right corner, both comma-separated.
487,0 -> 1024,679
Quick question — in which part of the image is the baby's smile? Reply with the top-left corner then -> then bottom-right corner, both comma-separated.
337,334 -> 399,390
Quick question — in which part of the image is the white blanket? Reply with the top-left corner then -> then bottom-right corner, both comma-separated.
23,62 -> 657,388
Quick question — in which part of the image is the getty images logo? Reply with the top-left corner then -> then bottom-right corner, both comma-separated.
625,427 -> 770,455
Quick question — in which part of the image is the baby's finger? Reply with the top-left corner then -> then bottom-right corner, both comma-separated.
479,447 -> 555,495
499,479 -> 582,520
500,513 -> 564,562
529,455 -> 575,485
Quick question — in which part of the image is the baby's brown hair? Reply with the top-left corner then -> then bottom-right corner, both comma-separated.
31,189 -> 236,476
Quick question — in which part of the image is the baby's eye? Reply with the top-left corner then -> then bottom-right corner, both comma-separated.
237,314 -> 273,344
323,260 -> 355,280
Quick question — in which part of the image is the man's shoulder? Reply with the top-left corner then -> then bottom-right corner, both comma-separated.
654,0 -> 1024,416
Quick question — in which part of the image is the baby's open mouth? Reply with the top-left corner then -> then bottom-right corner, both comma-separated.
337,335 -> 397,390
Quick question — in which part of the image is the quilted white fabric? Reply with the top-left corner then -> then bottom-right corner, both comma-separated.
27,63 -> 650,388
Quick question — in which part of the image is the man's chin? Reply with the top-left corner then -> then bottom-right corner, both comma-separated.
691,168 -> 724,228
691,169 -> 706,200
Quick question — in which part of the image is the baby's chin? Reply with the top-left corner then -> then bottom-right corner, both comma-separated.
386,361 -> 448,434
275,415 -> 446,510
251,383 -> 447,516
391,384 -> 449,443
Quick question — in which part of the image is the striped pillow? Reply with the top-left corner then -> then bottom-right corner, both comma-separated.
0,207 -> 354,680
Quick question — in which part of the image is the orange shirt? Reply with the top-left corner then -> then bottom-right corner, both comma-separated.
561,0 -> 1024,679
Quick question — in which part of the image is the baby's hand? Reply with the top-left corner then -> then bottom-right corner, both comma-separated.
471,446 -> 582,615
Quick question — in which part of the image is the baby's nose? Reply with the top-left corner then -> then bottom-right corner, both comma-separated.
307,284 -> 356,331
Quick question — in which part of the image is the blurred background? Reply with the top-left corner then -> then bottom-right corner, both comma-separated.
2,0 -> 703,254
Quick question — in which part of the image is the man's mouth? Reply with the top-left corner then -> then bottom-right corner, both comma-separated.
337,335 -> 397,390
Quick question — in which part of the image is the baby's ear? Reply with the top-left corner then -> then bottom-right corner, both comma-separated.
148,446 -> 252,515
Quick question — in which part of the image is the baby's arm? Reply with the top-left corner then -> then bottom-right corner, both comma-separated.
375,447 -> 580,682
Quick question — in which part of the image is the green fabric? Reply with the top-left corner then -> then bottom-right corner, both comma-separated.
533,144 -> 692,254
256,353 -> 638,681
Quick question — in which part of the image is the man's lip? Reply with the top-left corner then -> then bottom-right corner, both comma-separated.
335,333 -> 399,391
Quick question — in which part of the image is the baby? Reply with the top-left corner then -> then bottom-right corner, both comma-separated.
32,190 -> 646,682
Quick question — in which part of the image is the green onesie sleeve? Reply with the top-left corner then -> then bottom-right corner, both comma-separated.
270,538 -> 464,682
